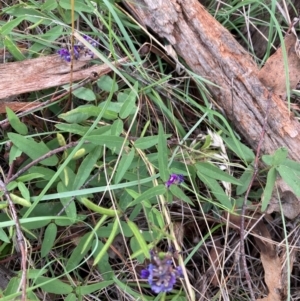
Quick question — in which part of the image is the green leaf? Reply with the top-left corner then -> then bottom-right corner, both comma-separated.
41,223 -> 57,258
98,101 -> 123,116
272,147 -> 288,165
115,148 -> 135,184
6,107 -> 28,135
158,122 -> 168,181
76,281 -> 114,295
0,228 -> 10,243
196,171 -> 232,209
201,134 -> 212,150
151,207 -> 165,230
59,0 -> 93,12
59,105 -> 101,123
57,182 -> 77,220
35,276 -> 73,294
66,232 -> 93,271
134,134 -> 172,150
18,181 -> 30,200
27,269 -> 47,279
60,165 -> 76,188
72,146 -> 101,189
261,167 -> 276,212
86,135 -> 127,152
128,185 -> 166,207
94,240 -> 114,280
169,185 -> 194,205
30,25 -> 63,53
130,236 -> 144,263
16,173 -> 44,182
262,147 -> 288,166
127,219 -> 149,259
134,136 -> 159,150
280,158 -> 300,172
5,7 -> 47,19
8,133 -> 58,166
56,123 -> 112,136
55,123 -> 89,135
72,87 -> 96,101
41,0 -> 58,10
9,145 -> 22,165
196,162 -> 241,185
119,82 -> 138,119
111,119 -> 123,137
277,165 -> 300,196
236,166 -> 254,195
3,277 -> 20,296
223,136 -> 255,163
94,219 -> 119,265
27,166 -> 58,189
4,35 -> 26,61
262,155 -> 272,166
0,17 -> 25,35
97,75 -> 118,92
113,276 -> 143,300
65,294 -> 77,301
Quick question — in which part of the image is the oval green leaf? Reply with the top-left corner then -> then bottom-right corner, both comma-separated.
41,223 -> 57,258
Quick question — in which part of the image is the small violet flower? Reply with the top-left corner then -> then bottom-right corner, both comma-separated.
57,34 -> 97,62
57,48 -> 71,62
165,174 -> 184,188
141,250 -> 183,294
83,35 -> 97,47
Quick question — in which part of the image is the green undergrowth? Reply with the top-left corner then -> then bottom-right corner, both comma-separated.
0,0 -> 299,300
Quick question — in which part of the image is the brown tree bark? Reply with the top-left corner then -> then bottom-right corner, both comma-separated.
0,55 -> 127,101
129,0 -> 300,161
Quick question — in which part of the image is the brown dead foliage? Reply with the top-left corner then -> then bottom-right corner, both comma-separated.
1,0 -> 300,299
225,212 -> 297,301
258,33 -> 300,99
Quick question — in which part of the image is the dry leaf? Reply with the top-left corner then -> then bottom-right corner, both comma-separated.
254,221 -> 294,301
258,34 -> 300,98
208,239 -> 222,287
266,179 -> 300,220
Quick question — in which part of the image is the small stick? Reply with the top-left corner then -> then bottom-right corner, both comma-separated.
239,92 -> 271,301
6,141 -> 85,183
0,180 -> 27,301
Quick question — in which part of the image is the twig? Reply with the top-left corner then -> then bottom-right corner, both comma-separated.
6,141 -> 88,183
239,92 -> 271,301
0,180 -> 27,301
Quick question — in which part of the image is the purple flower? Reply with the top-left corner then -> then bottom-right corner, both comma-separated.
83,35 -> 97,47
57,48 -> 71,62
141,250 -> 183,294
165,174 -> 184,188
57,35 -> 97,61
82,35 -> 97,58
73,44 -> 83,59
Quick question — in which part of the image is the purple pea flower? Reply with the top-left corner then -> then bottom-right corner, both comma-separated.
57,34 -> 97,62
141,250 -> 183,294
165,174 -> 184,188
83,35 -> 97,47
57,48 -> 71,62
82,35 -> 97,58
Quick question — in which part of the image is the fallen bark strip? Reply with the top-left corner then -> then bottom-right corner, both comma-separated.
0,55 -> 128,100
130,0 -> 300,161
